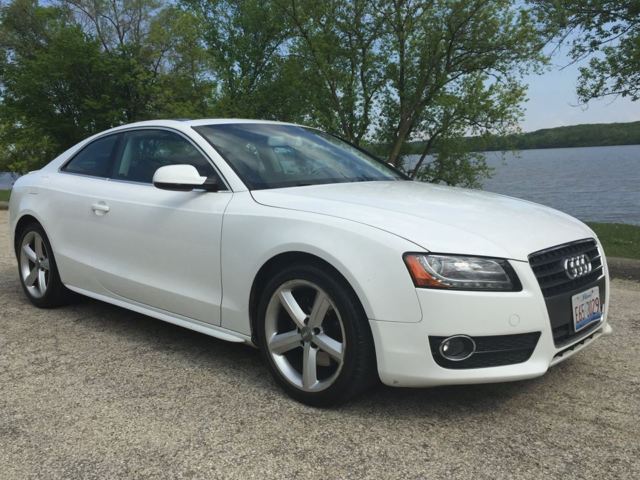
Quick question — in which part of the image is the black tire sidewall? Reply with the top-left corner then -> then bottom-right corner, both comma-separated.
256,262 -> 376,406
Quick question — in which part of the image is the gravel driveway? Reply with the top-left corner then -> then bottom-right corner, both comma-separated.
1,211 -> 638,479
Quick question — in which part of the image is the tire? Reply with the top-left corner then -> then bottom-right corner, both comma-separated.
16,222 -> 73,308
256,262 -> 377,407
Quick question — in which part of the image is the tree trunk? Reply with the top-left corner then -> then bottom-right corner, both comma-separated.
387,117 -> 414,167
410,136 -> 436,179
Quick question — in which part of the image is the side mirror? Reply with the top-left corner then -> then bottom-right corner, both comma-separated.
152,165 -> 218,192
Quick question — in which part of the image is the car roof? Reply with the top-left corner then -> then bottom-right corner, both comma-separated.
112,118 -> 301,130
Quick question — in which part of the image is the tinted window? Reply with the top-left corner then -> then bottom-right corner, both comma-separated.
63,134 -> 119,177
112,130 -> 216,184
193,124 -> 405,190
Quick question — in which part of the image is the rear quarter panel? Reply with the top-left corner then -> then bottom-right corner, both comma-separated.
9,173 -> 48,252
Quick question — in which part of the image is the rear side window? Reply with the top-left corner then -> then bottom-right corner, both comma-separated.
112,130 -> 216,184
63,134 -> 119,177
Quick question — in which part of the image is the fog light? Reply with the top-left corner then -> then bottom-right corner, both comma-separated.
439,335 -> 476,361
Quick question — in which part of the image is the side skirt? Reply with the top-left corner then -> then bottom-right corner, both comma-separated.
66,285 -> 252,345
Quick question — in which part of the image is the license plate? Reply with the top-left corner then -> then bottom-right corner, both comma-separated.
571,286 -> 602,332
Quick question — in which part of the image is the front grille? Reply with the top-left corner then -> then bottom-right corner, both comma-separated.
529,238 -> 606,347
428,332 -> 540,369
528,238 -> 602,297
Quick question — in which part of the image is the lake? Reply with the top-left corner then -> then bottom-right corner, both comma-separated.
406,145 -> 640,226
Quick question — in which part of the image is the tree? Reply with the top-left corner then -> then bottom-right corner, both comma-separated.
0,0 -> 210,172
62,0 -> 203,121
0,0 -> 126,172
409,75 -> 526,186
531,0 -> 640,102
281,0 -> 544,182
180,0 -> 307,121
147,6 -> 215,118
278,0 -> 387,145
379,0 -> 544,171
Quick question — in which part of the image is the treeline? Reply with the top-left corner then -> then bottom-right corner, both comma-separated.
404,121 -> 640,154
0,0 -> 547,187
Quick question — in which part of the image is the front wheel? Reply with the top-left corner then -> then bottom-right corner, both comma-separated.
256,263 -> 377,406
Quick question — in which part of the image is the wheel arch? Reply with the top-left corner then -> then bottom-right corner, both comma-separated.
13,214 -> 42,254
248,251 -> 371,346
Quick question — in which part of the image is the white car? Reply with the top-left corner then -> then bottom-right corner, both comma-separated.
9,119 -> 611,406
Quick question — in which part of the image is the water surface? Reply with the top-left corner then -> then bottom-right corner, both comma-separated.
407,145 -> 640,225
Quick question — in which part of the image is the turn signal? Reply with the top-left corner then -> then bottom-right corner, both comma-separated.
404,254 -> 448,288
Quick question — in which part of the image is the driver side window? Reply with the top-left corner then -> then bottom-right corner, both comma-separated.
112,130 -> 216,184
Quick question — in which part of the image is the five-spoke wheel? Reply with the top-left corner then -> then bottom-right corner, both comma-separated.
16,222 -> 71,307
265,280 -> 346,392
19,230 -> 51,298
257,262 -> 376,406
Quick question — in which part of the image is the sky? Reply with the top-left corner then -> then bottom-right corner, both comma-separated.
521,46 -> 640,132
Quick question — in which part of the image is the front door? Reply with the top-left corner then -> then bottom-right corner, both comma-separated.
87,129 -> 231,325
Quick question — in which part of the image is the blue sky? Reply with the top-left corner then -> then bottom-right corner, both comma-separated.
522,46 -> 640,132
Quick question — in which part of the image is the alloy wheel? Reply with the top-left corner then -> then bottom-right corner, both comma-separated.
265,279 -> 346,392
19,231 -> 50,299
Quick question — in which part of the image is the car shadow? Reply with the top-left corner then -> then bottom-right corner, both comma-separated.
77,294 -> 566,411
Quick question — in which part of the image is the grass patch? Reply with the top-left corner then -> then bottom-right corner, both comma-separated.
0,190 -> 10,202
587,222 -> 640,260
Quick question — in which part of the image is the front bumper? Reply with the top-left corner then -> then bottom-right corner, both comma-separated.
370,259 -> 611,387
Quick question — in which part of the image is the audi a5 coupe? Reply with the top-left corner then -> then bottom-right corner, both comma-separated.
9,119 -> 611,406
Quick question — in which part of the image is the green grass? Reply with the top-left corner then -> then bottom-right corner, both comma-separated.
587,222 -> 640,260
0,190 -> 10,202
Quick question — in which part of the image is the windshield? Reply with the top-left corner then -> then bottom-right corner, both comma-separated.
193,123 -> 406,190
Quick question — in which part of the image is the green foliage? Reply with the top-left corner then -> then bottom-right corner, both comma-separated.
587,222 -> 640,260
414,142 -> 493,189
279,0 -> 387,143
279,0 -> 545,181
0,0 -> 213,172
0,1 -> 121,171
378,0 -> 544,173
181,0 -> 306,121
0,189 -> 10,202
532,0 -> 640,102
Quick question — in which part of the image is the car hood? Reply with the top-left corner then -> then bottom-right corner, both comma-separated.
251,181 -> 595,261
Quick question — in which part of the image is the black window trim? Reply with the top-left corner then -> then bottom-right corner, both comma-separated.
59,126 -> 231,191
59,131 -> 122,179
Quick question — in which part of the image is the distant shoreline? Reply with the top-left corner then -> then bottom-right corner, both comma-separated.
403,143 -> 640,157
473,142 -> 640,154
403,121 -> 640,155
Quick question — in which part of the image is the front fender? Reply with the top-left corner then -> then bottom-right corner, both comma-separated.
220,192 -> 425,336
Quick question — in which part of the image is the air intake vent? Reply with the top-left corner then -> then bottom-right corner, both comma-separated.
429,332 -> 541,369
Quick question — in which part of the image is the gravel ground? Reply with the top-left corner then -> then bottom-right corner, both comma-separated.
1,211 -> 639,480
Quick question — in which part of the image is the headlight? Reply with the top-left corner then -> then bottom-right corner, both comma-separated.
403,253 -> 521,291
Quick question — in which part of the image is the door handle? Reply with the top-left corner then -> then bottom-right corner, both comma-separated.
91,202 -> 110,215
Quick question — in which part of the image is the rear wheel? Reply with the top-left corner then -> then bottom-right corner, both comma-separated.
257,263 -> 377,406
17,223 -> 72,308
